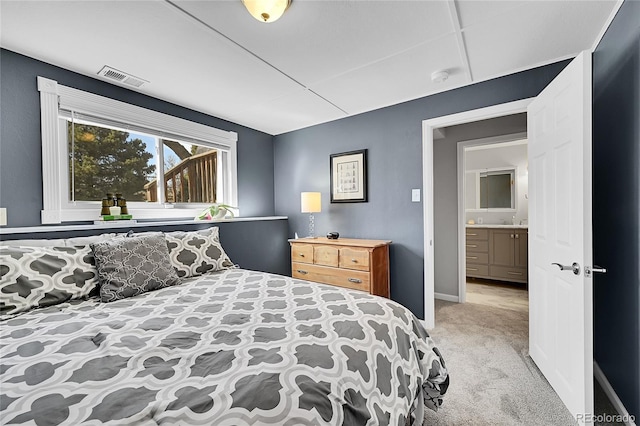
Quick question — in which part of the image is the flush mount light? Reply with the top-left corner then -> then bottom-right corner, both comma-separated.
242,0 -> 291,23
431,70 -> 449,83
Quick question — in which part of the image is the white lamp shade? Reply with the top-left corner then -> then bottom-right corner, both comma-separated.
242,0 -> 291,23
301,192 -> 321,213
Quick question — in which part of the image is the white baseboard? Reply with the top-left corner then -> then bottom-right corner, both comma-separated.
434,292 -> 459,303
594,361 -> 637,426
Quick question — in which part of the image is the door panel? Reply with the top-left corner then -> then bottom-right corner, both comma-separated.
527,51 -> 593,421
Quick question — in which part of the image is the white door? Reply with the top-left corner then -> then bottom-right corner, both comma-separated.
528,51 -> 593,420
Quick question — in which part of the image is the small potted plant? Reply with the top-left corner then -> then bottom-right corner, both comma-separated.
195,203 -> 237,220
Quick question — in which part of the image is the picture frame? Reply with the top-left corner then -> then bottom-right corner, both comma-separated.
330,149 -> 368,203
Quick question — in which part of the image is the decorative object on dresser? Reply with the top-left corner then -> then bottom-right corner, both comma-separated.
330,149 -> 368,203
326,231 -> 339,239
300,192 -> 321,237
466,226 -> 528,284
290,237 -> 391,297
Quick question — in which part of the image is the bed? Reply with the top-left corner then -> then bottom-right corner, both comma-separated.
0,228 -> 448,425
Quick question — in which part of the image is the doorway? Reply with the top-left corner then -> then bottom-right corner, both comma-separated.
458,131 -> 529,312
421,98 -> 532,329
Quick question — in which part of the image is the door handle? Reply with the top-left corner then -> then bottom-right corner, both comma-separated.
552,262 -> 580,275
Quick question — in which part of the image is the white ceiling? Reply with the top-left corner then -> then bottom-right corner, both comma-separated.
0,0 -> 620,135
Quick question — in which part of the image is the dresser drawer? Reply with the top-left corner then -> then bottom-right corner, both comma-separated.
466,228 -> 489,240
489,265 -> 527,282
292,262 -> 370,292
466,240 -> 488,252
314,245 -> 339,267
339,247 -> 370,271
292,244 -> 313,263
466,252 -> 489,264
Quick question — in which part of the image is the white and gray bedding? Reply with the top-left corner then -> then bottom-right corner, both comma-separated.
1,268 -> 448,425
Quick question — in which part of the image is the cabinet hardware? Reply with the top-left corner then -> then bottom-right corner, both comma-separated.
515,234 -> 520,239
348,278 -> 362,283
468,233 -> 478,236
299,254 -> 305,257
507,271 -> 522,275
351,259 -> 358,263
467,268 -> 478,271
510,234 -> 514,238
467,244 -> 477,248
468,256 -> 478,260
297,270 -> 308,275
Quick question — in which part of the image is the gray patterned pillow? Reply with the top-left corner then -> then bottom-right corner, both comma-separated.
164,227 -> 235,278
91,234 -> 181,303
0,245 -> 98,317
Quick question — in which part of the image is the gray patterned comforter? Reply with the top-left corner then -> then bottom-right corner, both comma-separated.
0,269 -> 448,425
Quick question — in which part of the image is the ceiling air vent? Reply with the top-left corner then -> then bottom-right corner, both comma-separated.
97,66 -> 148,88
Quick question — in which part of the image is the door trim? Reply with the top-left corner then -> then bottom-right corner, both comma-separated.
422,98 -> 533,328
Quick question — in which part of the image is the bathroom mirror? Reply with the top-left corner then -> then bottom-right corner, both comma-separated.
465,168 -> 516,211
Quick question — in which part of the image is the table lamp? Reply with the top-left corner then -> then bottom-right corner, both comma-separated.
301,192 -> 321,238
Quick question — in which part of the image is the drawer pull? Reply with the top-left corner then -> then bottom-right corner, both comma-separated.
299,254 -> 305,257
467,256 -> 478,260
351,259 -> 358,263
297,270 -> 308,275
467,233 -> 478,236
515,234 -> 520,239
348,278 -> 362,283
467,244 -> 477,248
507,271 -> 522,276
467,268 -> 478,271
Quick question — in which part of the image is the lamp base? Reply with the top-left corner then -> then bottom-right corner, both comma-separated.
308,213 -> 315,238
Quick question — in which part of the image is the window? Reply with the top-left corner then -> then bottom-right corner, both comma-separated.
38,77 -> 237,224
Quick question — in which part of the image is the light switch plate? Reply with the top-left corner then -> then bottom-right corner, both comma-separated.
411,189 -> 421,202
0,208 -> 6,226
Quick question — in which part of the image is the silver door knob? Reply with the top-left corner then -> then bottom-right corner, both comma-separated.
552,262 -> 580,275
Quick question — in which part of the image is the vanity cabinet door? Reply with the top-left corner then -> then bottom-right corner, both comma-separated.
489,230 -> 515,267
514,230 -> 528,268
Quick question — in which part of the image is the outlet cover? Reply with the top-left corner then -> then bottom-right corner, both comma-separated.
0,208 -> 6,226
411,189 -> 421,202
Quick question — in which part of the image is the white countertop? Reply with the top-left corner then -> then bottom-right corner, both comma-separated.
466,224 -> 528,229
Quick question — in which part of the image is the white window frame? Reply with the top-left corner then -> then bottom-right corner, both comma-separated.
38,76 -> 238,224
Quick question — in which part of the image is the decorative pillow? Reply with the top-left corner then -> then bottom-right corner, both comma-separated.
164,227 -> 235,278
91,233 -> 181,303
0,245 -> 98,317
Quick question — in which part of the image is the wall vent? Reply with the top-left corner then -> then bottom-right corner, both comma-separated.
98,66 -> 148,88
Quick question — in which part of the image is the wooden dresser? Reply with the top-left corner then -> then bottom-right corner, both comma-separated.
289,237 -> 391,297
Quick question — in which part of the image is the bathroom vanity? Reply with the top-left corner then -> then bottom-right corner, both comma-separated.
466,225 -> 528,284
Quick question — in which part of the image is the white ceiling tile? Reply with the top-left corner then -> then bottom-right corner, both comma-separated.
238,87 -> 347,135
311,34 -> 468,115
174,0 -> 455,85
464,0 -> 618,81
455,0 -> 529,29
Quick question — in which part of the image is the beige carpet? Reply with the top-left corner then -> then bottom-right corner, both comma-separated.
423,299 -> 577,425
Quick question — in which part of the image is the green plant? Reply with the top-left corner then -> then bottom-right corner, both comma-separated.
195,203 -> 237,220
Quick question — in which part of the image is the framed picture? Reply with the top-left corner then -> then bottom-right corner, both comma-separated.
330,149 -> 368,203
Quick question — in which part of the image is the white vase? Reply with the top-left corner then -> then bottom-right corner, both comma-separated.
213,207 -> 227,219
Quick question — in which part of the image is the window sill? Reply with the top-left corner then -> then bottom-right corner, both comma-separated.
0,216 -> 288,235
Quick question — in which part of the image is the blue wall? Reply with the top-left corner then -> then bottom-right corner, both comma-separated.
273,61 -> 569,318
0,49 -> 276,227
593,0 -> 640,419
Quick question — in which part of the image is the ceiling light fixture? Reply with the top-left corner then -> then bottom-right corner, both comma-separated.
242,0 -> 291,23
431,70 -> 449,83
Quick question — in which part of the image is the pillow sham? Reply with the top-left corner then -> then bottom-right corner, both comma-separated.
0,245 -> 98,317
91,233 -> 180,303
164,227 -> 235,278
